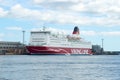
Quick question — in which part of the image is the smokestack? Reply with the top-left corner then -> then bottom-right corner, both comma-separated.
72,26 -> 79,35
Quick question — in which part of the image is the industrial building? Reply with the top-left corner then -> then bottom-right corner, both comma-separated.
0,41 -> 25,55
92,45 -> 103,55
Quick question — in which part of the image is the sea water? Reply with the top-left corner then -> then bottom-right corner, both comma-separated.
0,55 -> 120,80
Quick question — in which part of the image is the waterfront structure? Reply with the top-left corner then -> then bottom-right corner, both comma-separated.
26,26 -> 92,55
0,41 -> 24,55
92,45 -> 103,55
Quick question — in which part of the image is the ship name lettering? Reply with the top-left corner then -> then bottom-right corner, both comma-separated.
71,49 -> 89,54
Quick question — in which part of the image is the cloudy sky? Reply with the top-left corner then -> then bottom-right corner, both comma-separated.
0,0 -> 120,51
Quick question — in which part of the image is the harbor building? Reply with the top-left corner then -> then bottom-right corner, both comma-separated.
92,45 -> 103,55
0,41 -> 24,55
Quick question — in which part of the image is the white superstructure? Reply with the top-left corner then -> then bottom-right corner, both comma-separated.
29,30 -> 92,49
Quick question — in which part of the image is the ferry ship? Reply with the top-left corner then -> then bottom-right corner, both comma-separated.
26,26 -> 92,55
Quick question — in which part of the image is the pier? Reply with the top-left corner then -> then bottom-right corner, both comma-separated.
92,45 -> 120,55
0,41 -> 28,55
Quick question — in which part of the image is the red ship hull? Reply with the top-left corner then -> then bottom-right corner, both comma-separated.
26,46 -> 92,55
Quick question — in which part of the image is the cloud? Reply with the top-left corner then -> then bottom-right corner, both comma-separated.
81,31 -> 97,36
5,26 -> 22,31
78,30 -> 120,36
31,0 -> 80,12
33,0 -> 79,4
10,4 -> 54,21
101,31 -> 120,36
31,0 -> 120,26
32,0 -> 120,14
0,0 -> 119,26
0,0 -> 18,7
10,4 -> 32,19
0,0 -> 6,6
0,7 -> 8,17
9,4 -> 80,24
8,4 -> 102,25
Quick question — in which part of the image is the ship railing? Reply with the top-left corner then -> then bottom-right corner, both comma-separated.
29,43 -> 47,46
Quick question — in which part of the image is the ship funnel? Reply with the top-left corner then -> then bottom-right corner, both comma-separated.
72,26 -> 79,35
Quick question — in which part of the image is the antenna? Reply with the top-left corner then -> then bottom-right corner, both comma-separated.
101,38 -> 104,54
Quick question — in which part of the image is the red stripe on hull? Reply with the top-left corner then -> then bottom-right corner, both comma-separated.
26,46 -> 92,55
